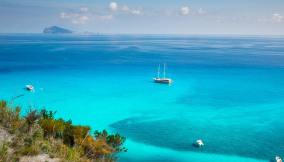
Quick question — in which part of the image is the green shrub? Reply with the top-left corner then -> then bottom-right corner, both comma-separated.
0,100 -> 127,162
41,109 -> 56,119
32,126 -> 44,141
95,130 -> 127,152
0,143 -> 8,162
0,100 -> 7,108
25,109 -> 41,132
19,145 -> 40,156
0,101 -> 23,134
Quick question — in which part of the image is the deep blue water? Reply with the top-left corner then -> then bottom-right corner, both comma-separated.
0,34 -> 284,162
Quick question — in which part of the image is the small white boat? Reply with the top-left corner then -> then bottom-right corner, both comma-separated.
275,156 -> 282,162
25,85 -> 34,92
194,139 -> 204,147
153,64 -> 173,84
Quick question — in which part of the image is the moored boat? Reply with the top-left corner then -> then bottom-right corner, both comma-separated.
153,64 -> 173,84
193,139 -> 204,147
25,84 -> 34,92
275,156 -> 282,162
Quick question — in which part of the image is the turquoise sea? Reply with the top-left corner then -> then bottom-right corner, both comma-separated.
1,34 -> 284,162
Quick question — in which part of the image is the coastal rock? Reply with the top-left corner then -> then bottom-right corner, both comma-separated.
20,154 -> 60,162
0,128 -> 12,144
43,26 -> 72,34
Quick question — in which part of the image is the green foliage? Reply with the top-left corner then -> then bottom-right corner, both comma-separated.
0,100 -> 23,133
54,119 -> 65,138
32,127 -> 44,141
94,130 -> 108,139
0,100 -> 126,162
55,144 -> 83,162
107,134 -> 127,152
63,121 -> 75,147
39,109 -> 66,138
39,118 -> 65,138
41,109 -> 56,119
25,109 -> 41,132
0,101 -> 7,108
95,130 -> 127,152
0,143 -> 8,162
72,125 -> 90,145
18,144 -> 40,156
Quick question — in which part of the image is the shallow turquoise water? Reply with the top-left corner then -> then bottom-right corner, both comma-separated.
0,34 -> 284,162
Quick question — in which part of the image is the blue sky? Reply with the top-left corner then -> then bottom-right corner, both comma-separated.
0,0 -> 284,35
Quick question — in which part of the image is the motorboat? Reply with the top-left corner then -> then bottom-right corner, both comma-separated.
194,139 -> 204,147
275,156 -> 282,162
25,84 -> 34,92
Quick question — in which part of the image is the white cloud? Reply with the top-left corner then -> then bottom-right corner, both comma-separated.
60,12 -> 89,24
60,12 -> 68,19
109,2 -> 118,11
272,13 -> 283,23
197,8 -> 206,15
131,9 -> 142,15
257,17 -> 267,23
80,7 -> 89,12
257,13 -> 284,23
80,15 -> 89,21
60,7 -> 114,24
96,14 -> 113,20
60,2 -> 143,25
109,2 -> 142,15
71,15 -> 89,24
180,6 -> 190,15
121,5 -> 130,12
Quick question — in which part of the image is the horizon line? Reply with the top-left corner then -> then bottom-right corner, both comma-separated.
1,32 -> 284,37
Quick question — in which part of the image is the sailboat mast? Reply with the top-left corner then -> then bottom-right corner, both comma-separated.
163,63 -> 166,78
157,64 -> 160,78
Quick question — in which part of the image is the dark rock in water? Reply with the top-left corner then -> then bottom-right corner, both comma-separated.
43,26 -> 72,34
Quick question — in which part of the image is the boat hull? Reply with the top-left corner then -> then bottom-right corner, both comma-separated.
153,78 -> 173,84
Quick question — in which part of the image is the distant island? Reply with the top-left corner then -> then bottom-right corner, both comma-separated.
43,26 -> 73,34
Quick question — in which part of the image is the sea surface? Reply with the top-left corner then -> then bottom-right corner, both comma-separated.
0,34 -> 284,162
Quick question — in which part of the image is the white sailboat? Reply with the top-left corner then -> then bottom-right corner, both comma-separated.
153,63 -> 173,84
